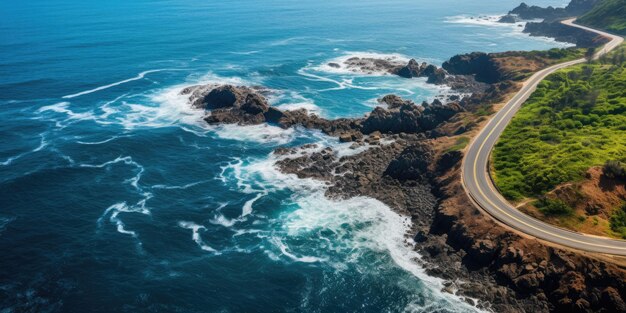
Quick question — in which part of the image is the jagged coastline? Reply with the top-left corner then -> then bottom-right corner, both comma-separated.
181,3 -> 626,311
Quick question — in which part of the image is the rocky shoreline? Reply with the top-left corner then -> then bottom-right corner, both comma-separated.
183,4 -> 626,311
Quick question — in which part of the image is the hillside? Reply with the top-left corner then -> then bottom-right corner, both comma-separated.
578,0 -> 626,35
492,44 -> 626,237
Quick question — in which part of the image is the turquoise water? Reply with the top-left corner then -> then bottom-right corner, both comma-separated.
1,1 -> 568,312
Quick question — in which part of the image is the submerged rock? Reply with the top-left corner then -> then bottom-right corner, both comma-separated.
498,14 -> 519,23
340,56 -> 405,75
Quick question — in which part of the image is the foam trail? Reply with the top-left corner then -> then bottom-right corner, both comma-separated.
77,135 -> 129,145
241,192 -> 267,217
79,156 -> 146,193
271,237 -> 325,263
178,221 -> 219,253
151,180 -> 210,190
62,69 -> 170,99
98,195 -> 152,239
1,134 -> 47,166
210,214 -> 240,228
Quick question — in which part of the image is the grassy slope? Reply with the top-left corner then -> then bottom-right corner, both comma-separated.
578,0 -> 626,35
492,44 -> 626,201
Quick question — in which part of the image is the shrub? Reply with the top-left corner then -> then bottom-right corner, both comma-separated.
610,204 -> 626,238
535,198 -> 573,216
603,160 -> 626,180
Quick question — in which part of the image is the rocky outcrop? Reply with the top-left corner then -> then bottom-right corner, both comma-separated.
327,56 -> 489,94
442,52 -> 502,84
508,0 -> 599,21
181,84 -> 272,125
393,59 -> 447,84
361,98 -> 464,135
187,84 -> 467,141
523,21 -> 610,48
498,14 -> 520,23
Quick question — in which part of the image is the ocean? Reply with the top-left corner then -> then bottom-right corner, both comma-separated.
0,0 -> 570,312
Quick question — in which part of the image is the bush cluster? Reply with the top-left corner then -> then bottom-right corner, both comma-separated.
493,46 -> 626,200
534,198 -> 573,216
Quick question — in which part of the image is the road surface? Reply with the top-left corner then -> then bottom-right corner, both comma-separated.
462,19 -> 626,255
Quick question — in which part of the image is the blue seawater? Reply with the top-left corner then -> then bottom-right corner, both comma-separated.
1,0 -> 569,312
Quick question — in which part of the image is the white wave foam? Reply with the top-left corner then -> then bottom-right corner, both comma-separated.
268,90 -> 322,115
178,221 -> 219,253
62,69 -> 171,99
275,101 -> 321,114
38,72 -> 270,133
444,14 -> 527,27
311,51 -> 410,76
271,236 -> 326,263
117,87 -> 205,129
212,124 -> 296,145
151,180 -> 209,190
216,136 -> 481,311
241,191 -> 267,217
444,14 -> 574,48
275,192 -> 483,311
210,214 -> 240,228
98,195 -> 152,240
299,64 -> 448,96
37,102 -> 97,123
230,50 -> 262,55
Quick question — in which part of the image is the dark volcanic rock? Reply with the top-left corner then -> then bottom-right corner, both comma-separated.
362,104 -> 424,134
395,59 -> 424,78
204,85 -> 242,109
384,144 -> 433,181
240,93 -> 269,115
362,96 -> 464,135
394,59 -> 448,85
378,94 -> 412,109
442,52 -> 502,84
436,150 -> 463,174
181,84 -> 273,126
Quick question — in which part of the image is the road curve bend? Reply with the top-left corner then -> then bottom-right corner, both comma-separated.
461,19 -> 625,255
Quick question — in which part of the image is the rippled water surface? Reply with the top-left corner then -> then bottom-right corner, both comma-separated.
1,0 -> 568,312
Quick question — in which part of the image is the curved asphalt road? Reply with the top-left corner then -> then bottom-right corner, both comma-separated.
462,19 -> 625,255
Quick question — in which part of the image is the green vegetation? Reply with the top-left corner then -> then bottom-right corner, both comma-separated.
534,198 -> 574,216
492,45 -> 626,200
446,137 -> 469,152
578,0 -> 626,35
493,48 -> 585,82
610,203 -> 626,238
